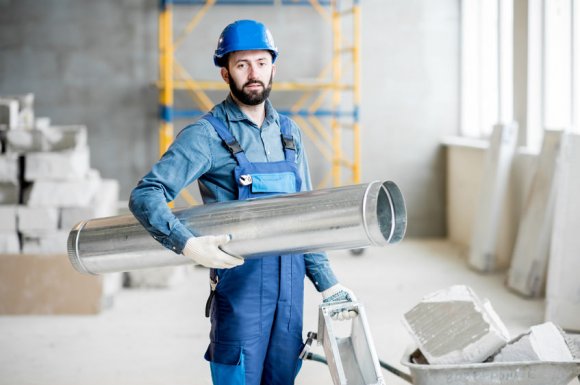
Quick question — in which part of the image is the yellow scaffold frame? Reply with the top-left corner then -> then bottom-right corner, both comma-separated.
158,0 -> 361,205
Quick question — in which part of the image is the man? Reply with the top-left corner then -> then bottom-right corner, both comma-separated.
129,19 -> 356,385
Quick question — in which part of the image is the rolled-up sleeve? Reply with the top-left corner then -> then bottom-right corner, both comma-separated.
129,123 -> 212,254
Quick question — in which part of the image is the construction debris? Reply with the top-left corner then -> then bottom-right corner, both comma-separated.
404,285 -> 579,371
403,285 -> 510,364
491,322 -> 575,363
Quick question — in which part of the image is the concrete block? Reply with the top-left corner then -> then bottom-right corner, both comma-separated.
21,231 -> 69,254
469,122 -> 519,271
3,93 -> 35,129
34,117 -> 50,130
60,179 -> 119,229
0,183 -> 19,204
403,285 -> 510,364
0,153 -> 19,184
0,231 -> 20,254
25,170 -> 100,207
6,125 -> 87,153
546,133 -> 580,332
17,206 -> 59,235
0,99 -> 19,129
492,322 -> 574,362
126,266 -> 189,289
25,147 -> 90,181
507,130 -> 563,297
0,205 -> 18,231
0,253 -> 105,315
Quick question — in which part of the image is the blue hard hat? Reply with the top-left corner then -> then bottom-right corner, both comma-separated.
214,20 -> 278,67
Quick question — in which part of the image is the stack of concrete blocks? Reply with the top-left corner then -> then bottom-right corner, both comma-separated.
0,94 -> 122,312
403,285 -> 511,364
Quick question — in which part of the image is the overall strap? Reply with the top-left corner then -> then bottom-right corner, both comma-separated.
279,114 -> 297,163
202,113 -> 250,165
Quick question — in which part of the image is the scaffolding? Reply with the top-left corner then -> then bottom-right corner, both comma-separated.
158,0 -> 361,204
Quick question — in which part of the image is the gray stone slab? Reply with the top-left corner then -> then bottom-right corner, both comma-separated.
507,130 -> 563,297
546,133 -> 580,332
492,322 -> 574,362
403,285 -> 510,364
469,122 -> 519,272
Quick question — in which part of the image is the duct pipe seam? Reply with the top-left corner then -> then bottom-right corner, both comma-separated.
67,180 -> 406,275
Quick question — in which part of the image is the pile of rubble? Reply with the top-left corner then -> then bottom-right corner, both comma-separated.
403,285 -> 578,365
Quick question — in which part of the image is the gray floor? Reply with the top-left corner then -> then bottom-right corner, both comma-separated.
1,239 -> 576,385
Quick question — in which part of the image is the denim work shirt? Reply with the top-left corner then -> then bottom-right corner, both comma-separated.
129,95 -> 338,292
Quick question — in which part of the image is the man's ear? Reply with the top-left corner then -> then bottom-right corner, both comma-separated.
221,67 -> 229,84
272,64 -> 276,79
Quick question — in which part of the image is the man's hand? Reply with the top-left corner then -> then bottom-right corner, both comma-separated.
182,234 -> 244,269
321,284 -> 358,320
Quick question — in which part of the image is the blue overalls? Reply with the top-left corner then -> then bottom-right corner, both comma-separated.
202,114 -> 306,385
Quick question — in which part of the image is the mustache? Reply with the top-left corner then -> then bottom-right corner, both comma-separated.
244,80 -> 265,88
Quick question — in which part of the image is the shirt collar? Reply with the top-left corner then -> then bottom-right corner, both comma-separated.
224,94 -> 279,127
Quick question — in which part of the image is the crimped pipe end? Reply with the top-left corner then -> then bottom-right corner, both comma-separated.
67,221 -> 94,275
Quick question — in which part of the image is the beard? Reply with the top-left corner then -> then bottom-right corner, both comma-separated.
229,71 -> 273,106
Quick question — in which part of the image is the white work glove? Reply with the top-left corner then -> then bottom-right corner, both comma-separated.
182,234 -> 244,269
321,284 -> 358,321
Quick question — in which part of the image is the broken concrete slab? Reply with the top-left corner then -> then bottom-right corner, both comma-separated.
24,147 -> 90,181
492,322 -> 574,362
403,285 -> 510,364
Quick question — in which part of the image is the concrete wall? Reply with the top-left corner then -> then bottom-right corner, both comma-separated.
0,0 -> 459,237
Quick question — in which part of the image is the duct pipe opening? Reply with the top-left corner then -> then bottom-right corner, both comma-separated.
364,181 -> 407,246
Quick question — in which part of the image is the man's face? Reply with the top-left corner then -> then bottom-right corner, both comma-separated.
221,50 -> 276,106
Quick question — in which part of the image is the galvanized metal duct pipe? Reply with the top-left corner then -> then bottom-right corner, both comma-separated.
67,180 -> 406,275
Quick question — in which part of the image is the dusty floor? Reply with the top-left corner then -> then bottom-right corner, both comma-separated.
1,239 -> 577,385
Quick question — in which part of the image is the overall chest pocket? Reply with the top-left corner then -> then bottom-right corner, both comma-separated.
250,172 -> 296,194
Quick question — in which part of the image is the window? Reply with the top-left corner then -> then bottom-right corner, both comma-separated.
461,0 -> 579,146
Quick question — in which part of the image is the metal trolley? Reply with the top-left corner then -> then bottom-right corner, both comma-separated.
303,302 -> 580,385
